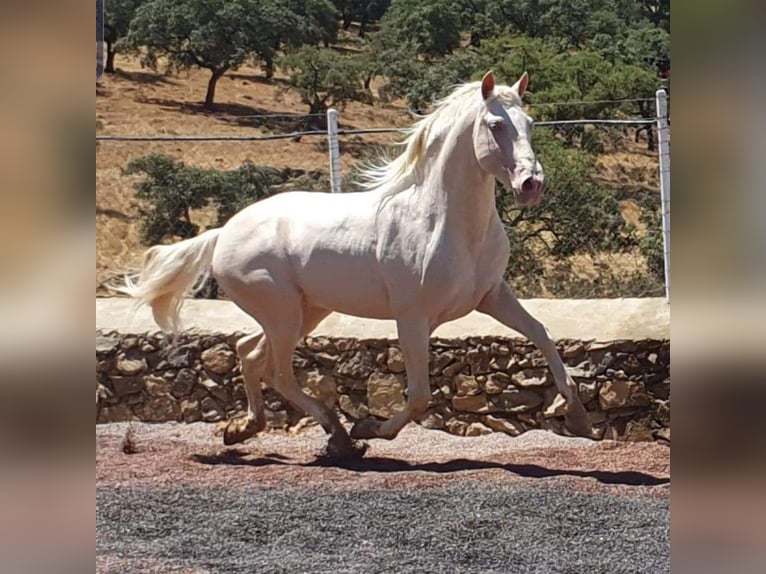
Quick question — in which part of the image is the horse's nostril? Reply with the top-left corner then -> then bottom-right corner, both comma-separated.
521,177 -> 537,195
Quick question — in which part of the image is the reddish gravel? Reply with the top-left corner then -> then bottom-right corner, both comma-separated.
97,422 -> 669,496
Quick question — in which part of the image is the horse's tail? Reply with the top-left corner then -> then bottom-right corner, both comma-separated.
120,229 -> 221,332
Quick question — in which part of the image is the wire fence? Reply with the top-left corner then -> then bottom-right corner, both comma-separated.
96,94 -> 669,300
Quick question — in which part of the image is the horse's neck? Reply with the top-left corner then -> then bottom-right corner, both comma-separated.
423,128 -> 496,248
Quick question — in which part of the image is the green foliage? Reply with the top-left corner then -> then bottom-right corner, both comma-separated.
377,0 -> 462,60
495,130 -> 637,294
638,196 -> 665,282
103,0 -> 145,73
279,47 -> 370,114
334,0 -> 392,35
124,155 -> 300,244
119,0 -> 263,107
118,0 -> 340,104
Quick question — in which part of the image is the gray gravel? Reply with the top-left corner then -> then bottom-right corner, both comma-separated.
97,483 -> 669,574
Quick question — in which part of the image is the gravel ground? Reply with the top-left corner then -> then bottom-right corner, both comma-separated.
97,483 -> 669,574
97,423 -> 670,573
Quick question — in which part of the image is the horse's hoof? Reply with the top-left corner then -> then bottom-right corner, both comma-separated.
222,416 -> 263,446
350,417 -> 384,440
321,438 -> 369,462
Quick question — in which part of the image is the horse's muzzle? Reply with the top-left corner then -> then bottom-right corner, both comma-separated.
516,176 -> 544,206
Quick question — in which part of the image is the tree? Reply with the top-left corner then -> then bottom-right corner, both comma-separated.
124,155 -> 316,244
494,129 -> 637,295
279,47 -> 370,116
255,0 -> 341,78
376,0 -> 462,60
334,0 -> 391,36
103,0 -> 144,73
119,0 -> 262,108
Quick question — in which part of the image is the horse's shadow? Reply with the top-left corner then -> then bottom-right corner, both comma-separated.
191,450 -> 669,487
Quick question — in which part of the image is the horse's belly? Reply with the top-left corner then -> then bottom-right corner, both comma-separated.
297,252 -> 394,319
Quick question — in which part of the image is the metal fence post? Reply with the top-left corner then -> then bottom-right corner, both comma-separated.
327,108 -> 341,193
655,89 -> 671,302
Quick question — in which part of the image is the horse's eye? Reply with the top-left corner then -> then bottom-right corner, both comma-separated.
489,120 -> 502,131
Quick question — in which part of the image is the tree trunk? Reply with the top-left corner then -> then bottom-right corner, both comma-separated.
359,15 -> 368,37
265,58 -> 274,79
105,42 -> 116,74
204,69 -> 225,109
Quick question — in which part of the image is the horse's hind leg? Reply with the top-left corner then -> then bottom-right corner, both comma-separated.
266,303 -> 366,458
223,331 -> 270,445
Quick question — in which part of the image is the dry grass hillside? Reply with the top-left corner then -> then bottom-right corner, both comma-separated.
96,55 -> 659,295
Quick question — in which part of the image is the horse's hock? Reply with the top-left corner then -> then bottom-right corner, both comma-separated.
96,298 -> 670,442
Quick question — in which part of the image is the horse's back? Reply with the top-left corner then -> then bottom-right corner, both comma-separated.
212,190 -> 394,318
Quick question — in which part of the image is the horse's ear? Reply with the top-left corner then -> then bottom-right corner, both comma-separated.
481,71 -> 495,100
512,71 -> 529,98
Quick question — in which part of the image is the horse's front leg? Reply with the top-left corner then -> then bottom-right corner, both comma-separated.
477,282 -> 593,438
351,316 -> 431,440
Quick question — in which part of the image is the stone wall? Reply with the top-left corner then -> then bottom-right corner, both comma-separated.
96,331 -> 670,442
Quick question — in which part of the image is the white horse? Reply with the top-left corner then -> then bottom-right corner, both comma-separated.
124,71 -> 592,457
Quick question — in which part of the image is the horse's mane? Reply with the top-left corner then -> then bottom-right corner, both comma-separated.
357,81 -> 522,197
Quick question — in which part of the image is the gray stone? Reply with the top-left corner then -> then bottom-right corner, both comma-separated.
304,336 -> 335,352
443,361 -> 468,377
315,352 -> 338,369
489,355 -> 516,371
201,378 -> 231,403
543,393 -> 567,418
653,399 -> 670,426
386,347 -> 406,373
565,365 -> 592,379
578,380 -> 599,403
201,396 -> 225,422
466,348 -> 491,374
165,345 -> 194,368
511,371 -> 549,389
484,415 -> 525,436
653,427 -> 670,442
494,389 -> 543,413
336,350 -> 376,379
298,370 -> 337,409
171,368 -> 197,397
201,344 -> 236,375
180,398 -> 202,423
144,375 -> 169,397
599,380 -> 650,410
465,422 -> 493,437
96,403 -> 133,423
439,384 -> 453,399
265,409 -> 289,429
430,354 -> 454,375
419,412 -> 444,430
367,373 -> 406,417
137,395 -> 180,422
444,418 -> 469,436
110,376 -> 143,396
562,342 -> 586,359
451,394 -> 493,413
96,336 -> 119,355
117,358 -> 146,376
338,394 -> 369,420
484,374 -> 508,395
454,374 -> 481,396
490,343 -> 511,356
